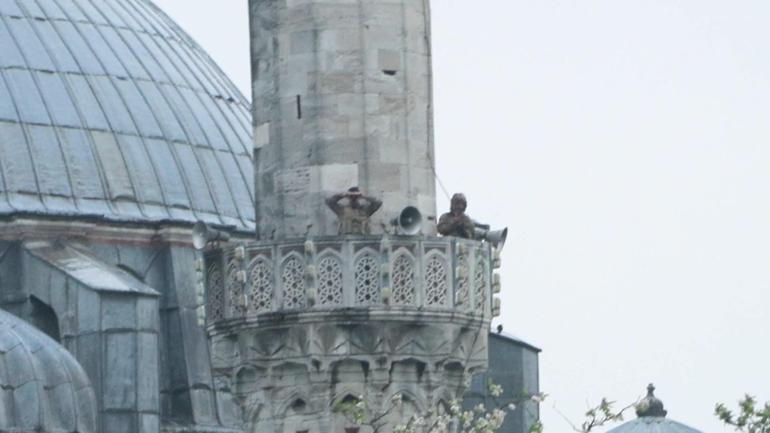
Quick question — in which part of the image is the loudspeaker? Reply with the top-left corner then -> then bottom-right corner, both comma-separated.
475,227 -> 508,250
192,221 -> 230,250
392,206 -> 423,235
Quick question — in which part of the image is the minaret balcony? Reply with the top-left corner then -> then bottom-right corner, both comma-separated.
202,235 -> 500,329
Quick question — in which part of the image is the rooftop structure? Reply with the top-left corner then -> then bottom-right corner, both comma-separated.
606,385 -> 705,433
0,308 -> 97,432
201,1 -> 504,432
0,1 -> 255,432
0,0 -> 254,229
0,1 -> 537,432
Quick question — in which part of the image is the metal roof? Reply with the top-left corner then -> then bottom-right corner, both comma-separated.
0,0 -> 255,230
0,308 -> 97,432
606,385 -> 704,433
605,417 -> 704,433
490,328 -> 542,353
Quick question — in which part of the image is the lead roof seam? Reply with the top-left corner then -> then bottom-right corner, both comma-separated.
174,38 -> 251,154
166,22 -> 253,145
51,343 -> 82,427
0,26 -> 46,210
9,325 -> 45,427
79,0 -> 180,217
107,0 -> 225,224
114,0 -> 226,221
0,0 -> 256,228
124,0 -> 245,226
0,329 -> 19,425
141,0 -> 252,160
170,41 -> 255,211
152,0 -> 247,107
132,0 -> 252,224
14,0 -> 96,211
60,0 -> 167,220
0,63 -> 225,95
31,0 -> 130,219
0,77 -> 15,212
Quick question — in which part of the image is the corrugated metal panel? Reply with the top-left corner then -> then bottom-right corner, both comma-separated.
0,0 -> 254,230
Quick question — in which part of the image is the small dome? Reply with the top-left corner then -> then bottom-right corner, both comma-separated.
606,385 -> 703,433
0,308 -> 97,432
0,0 -> 254,230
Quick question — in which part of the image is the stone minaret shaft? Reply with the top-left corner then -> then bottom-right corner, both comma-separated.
250,0 -> 438,239
203,2 -> 495,433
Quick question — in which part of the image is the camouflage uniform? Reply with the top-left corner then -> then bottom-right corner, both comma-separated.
326,193 -> 382,235
437,193 -> 475,239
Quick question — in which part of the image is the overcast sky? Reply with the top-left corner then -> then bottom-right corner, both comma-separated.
154,1 -> 770,431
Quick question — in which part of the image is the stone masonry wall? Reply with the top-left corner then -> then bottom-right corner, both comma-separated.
250,0 -> 438,239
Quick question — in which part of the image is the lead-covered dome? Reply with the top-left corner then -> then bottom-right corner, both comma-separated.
606,385 -> 704,433
0,0 -> 254,229
0,308 -> 97,432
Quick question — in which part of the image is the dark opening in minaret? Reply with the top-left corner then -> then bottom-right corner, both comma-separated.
296,95 -> 302,119
29,296 -> 61,342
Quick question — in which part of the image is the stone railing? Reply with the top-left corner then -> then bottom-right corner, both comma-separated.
202,236 -> 501,324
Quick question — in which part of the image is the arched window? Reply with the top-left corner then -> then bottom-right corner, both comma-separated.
423,252 -> 449,307
316,252 -> 343,307
247,256 -> 274,313
281,254 -> 306,309
354,250 -> 380,305
391,251 -> 416,306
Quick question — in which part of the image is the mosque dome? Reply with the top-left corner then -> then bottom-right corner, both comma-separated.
0,308 -> 97,432
606,385 -> 704,433
0,0 -> 254,230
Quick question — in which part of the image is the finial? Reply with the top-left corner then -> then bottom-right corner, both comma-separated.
635,383 -> 668,418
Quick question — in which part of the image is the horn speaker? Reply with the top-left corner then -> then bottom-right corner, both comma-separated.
392,206 -> 423,235
192,221 -> 230,250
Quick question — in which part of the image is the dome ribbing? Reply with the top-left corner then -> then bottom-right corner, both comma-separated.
606,385 -> 704,433
0,308 -> 97,432
0,0 -> 254,229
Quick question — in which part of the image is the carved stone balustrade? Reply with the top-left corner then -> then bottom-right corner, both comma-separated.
203,236 -> 497,324
202,235 -> 500,432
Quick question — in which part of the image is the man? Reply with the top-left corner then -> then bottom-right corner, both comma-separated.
325,187 -> 383,235
437,193 -> 475,239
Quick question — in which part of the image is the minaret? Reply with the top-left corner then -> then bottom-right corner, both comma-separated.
250,0 -> 437,239
203,1 -> 500,432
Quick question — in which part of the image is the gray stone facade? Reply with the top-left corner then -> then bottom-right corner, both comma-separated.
464,333 -> 541,433
250,0 -> 438,239
204,236 -> 496,432
0,0 -> 540,431
0,222 -> 246,433
0,0 -> 256,427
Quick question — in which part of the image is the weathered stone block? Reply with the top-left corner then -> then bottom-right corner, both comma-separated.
77,288 -> 100,333
137,332 -> 159,412
190,388 -> 217,424
137,297 -> 159,332
104,332 -> 136,410
101,294 -> 136,331
102,412 -> 136,433
139,413 -> 160,433
75,332 -> 101,396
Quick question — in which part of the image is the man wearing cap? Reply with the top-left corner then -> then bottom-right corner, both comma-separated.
326,187 -> 383,235
437,193 -> 475,239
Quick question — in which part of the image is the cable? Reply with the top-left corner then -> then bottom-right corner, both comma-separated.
432,164 -> 452,201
